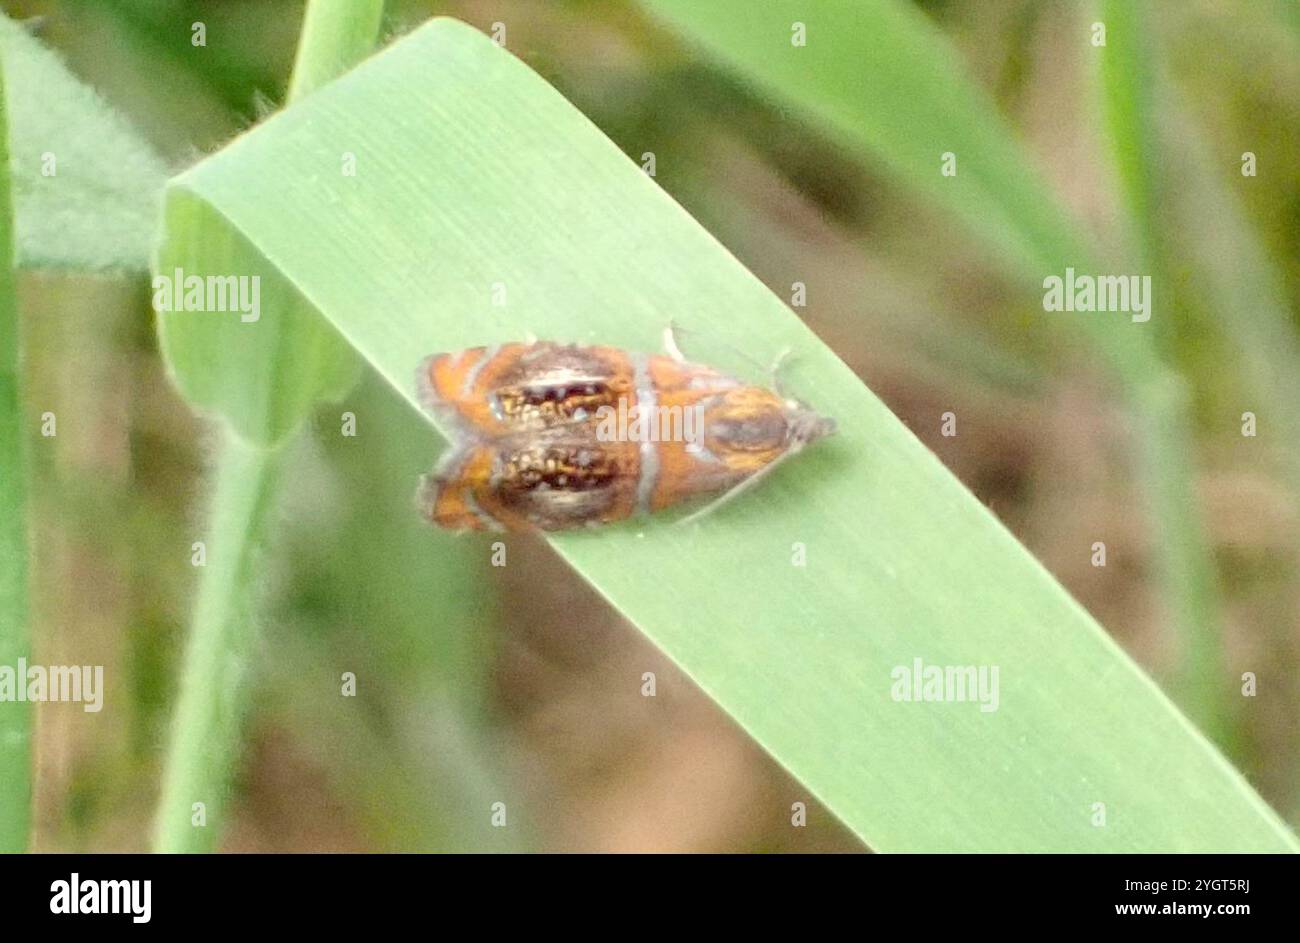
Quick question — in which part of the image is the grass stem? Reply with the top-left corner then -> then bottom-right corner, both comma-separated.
0,57 -> 31,854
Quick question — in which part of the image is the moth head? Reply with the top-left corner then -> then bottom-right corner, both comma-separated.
783,396 -> 837,447
703,387 -> 835,471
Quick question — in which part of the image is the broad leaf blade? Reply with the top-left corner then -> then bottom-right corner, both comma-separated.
153,18 -> 1297,851
155,194 -> 359,445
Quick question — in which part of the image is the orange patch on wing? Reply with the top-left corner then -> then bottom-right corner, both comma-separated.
422,445 -> 523,532
418,343 -> 530,435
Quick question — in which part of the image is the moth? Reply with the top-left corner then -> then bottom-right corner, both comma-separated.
416,334 -> 835,532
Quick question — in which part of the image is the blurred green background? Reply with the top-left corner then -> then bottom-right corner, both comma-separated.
6,0 -> 1299,851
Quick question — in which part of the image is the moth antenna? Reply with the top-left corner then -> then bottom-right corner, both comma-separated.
770,347 -> 794,399
677,447 -> 801,526
662,323 -> 688,363
669,324 -> 798,395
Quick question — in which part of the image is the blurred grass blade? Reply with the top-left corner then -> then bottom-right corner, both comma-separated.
152,437 -> 285,852
1098,1 -> 1300,762
0,13 -> 168,271
152,0 -> 383,853
640,3 -> 1086,278
151,19 -> 1298,850
0,56 -> 31,853
1096,0 -> 1231,744
271,371 -> 523,851
288,0 -> 387,101
637,0 -> 1160,383
1096,0 -> 1159,274
1160,90 -> 1300,514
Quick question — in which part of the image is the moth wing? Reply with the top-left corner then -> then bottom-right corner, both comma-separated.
421,429 -> 642,532
417,342 -> 635,436
416,343 -> 537,435
644,353 -> 745,396
418,442 -> 513,532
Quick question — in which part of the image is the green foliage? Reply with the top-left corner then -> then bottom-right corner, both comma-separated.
150,18 -> 1297,851
152,0 -> 384,853
0,57 -> 31,853
152,437 -> 286,851
642,1 -> 1089,281
638,0 -> 1265,759
0,15 -> 167,271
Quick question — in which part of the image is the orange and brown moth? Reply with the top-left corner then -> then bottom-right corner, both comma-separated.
415,337 -> 834,532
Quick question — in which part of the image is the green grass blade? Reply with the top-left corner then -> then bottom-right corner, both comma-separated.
1096,0 -> 1231,744
639,0 -> 1180,395
288,0 -> 387,101
271,372 -> 523,851
0,55 -> 31,853
1098,1 -> 1300,767
643,0 -> 1241,764
639,1 -> 1087,277
0,14 -> 168,271
152,18 -> 1298,851
152,0 -> 384,852
154,193 -> 360,445
152,437 -> 285,852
